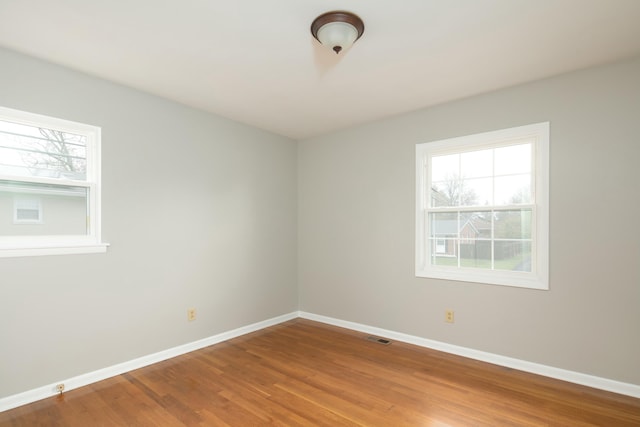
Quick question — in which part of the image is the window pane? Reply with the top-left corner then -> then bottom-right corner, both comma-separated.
460,211 -> 492,239
494,241 -> 532,272
494,143 -> 531,176
429,212 -> 458,266
0,180 -> 88,236
461,148 -> 493,178
494,209 -> 532,239
0,119 -> 87,180
431,181 -> 458,207
495,174 -> 531,205
431,153 -> 459,182
430,238 -> 458,266
431,177 -> 484,207
14,197 -> 41,223
429,212 -> 458,238
460,177 -> 491,206
460,240 -> 491,269
17,208 -> 40,221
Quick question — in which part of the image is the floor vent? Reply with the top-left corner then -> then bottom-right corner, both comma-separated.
366,335 -> 392,345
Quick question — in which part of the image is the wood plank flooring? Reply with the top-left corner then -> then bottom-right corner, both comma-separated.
1,318 -> 639,426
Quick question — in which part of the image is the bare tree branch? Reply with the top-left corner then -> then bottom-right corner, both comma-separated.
20,128 -> 86,177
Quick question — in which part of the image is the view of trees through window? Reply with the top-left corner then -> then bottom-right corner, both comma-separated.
0,121 -> 87,180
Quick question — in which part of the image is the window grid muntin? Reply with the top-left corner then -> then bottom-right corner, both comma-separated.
427,206 -> 535,272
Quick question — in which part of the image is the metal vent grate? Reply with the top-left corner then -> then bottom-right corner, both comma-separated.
365,335 -> 392,345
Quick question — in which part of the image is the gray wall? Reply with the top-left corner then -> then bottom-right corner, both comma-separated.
298,57 -> 640,385
0,47 -> 298,398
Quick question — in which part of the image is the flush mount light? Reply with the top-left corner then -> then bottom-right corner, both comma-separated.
311,11 -> 365,54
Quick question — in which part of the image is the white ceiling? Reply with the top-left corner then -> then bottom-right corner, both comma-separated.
1,1 -> 640,140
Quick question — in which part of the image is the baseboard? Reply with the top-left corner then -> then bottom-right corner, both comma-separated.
0,311 -> 299,413
299,311 -> 640,399
3,309 -> 638,413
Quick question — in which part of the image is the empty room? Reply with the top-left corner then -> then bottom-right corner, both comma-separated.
1,1 -> 639,425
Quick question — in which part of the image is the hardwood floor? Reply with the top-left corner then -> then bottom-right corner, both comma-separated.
1,318 -> 639,426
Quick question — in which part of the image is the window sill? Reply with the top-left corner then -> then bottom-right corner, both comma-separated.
416,267 -> 548,290
0,243 -> 109,258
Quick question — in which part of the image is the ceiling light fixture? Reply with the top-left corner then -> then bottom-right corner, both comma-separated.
311,11 -> 365,54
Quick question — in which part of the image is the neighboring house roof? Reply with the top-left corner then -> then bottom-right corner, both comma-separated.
432,215 -> 492,237
0,181 -> 85,197
432,219 -> 459,236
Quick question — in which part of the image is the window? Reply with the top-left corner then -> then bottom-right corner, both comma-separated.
0,106 -> 107,257
14,197 -> 42,224
416,123 -> 549,289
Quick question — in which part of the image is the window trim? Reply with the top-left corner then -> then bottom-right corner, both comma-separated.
0,106 -> 108,257
416,122 -> 549,290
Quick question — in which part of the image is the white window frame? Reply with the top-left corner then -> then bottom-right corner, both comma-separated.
0,106 -> 108,257
416,122 -> 549,290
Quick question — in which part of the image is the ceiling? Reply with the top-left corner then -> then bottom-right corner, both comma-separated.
1,1 -> 640,140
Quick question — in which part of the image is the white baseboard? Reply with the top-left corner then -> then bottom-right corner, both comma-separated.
0,311 -> 299,413
299,311 -> 640,399
3,309 -> 638,414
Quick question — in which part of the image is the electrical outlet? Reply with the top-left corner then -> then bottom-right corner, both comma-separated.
187,308 -> 196,322
56,383 -> 65,394
445,309 -> 455,323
